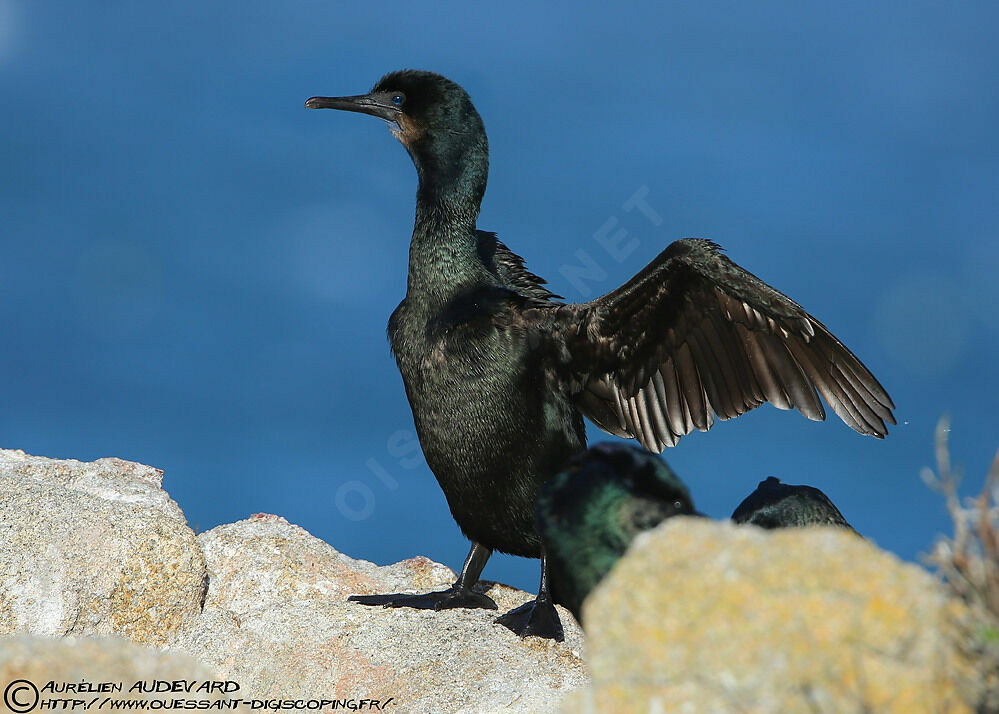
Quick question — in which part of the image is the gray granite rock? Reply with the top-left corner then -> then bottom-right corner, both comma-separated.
0,449 -> 206,645
170,514 -> 588,713
0,636 -> 223,706
0,450 -> 588,713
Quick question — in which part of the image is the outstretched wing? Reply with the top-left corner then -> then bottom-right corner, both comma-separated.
537,238 -> 895,452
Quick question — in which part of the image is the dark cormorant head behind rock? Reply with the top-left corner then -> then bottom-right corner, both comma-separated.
306,70 -> 489,209
536,443 -> 701,624
537,446 -> 858,626
731,476 -> 855,531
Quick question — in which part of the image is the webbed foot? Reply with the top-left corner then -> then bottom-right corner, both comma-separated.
495,596 -> 564,641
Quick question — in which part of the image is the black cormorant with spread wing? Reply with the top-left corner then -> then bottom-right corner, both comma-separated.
305,70 -> 894,640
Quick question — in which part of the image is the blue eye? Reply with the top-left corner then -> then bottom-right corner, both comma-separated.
391,94 -> 404,105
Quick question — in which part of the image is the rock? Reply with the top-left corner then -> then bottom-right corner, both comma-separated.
0,635 -> 223,707
16,446 -> 983,713
562,517 -> 978,714
169,513 -> 588,713
0,449 -> 587,713
0,449 -> 206,645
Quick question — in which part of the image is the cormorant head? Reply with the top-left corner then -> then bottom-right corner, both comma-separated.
567,443 -> 700,532
306,70 -> 488,205
536,443 -> 701,623
731,476 -> 856,531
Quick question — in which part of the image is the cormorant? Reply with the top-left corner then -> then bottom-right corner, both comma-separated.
536,444 -> 855,625
535,443 -> 700,623
731,476 -> 855,530
305,70 -> 894,641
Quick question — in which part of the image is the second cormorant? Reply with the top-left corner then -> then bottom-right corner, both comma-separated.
535,444 -> 856,624
731,476 -> 855,530
305,70 -> 895,640
536,443 -> 701,623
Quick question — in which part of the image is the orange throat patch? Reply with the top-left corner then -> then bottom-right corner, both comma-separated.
392,114 -> 424,148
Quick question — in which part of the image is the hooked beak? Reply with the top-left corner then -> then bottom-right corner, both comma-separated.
304,94 -> 402,122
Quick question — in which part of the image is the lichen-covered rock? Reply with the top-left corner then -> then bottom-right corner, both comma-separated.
0,450 -> 206,645
169,514 -> 588,713
562,517 -> 977,714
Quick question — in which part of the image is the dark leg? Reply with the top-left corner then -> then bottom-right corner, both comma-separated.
495,550 -> 564,641
348,542 -> 498,610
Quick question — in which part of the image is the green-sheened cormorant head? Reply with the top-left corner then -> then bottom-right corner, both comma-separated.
536,443 -> 701,624
306,70 -> 488,203
731,476 -> 856,531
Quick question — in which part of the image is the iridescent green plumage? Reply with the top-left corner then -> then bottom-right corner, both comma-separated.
732,476 -> 855,531
536,444 -> 699,623
537,445 -> 856,626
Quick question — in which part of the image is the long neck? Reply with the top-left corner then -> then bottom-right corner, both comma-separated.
406,141 -> 491,302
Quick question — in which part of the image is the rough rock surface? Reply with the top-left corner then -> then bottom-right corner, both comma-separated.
5,448 -> 985,714
0,450 -> 587,713
0,636 -> 222,707
170,514 -> 588,713
562,517 -> 977,714
0,449 -> 206,645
